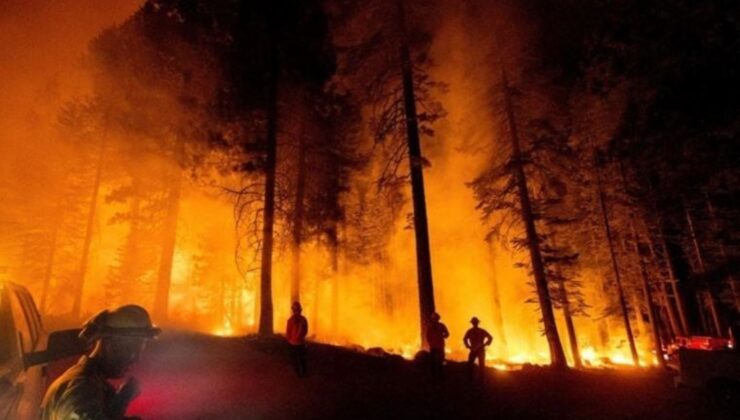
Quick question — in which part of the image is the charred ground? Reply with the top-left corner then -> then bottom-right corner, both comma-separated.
84,332 -> 735,419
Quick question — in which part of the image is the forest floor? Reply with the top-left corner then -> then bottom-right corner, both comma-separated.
70,332 -> 738,419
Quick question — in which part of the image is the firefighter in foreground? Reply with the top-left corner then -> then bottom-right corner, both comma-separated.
286,301 -> 309,377
425,312 -> 449,379
41,304 -> 160,420
463,316 -> 493,380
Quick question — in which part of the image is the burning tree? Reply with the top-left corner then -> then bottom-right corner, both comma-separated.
88,1 -> 226,322
328,0 -> 446,347
224,0 -> 336,334
468,72 -> 570,368
466,3 -> 575,367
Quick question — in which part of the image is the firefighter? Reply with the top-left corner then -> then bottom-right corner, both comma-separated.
41,304 -> 160,420
463,316 -> 493,380
286,301 -> 309,377
426,312 -> 449,379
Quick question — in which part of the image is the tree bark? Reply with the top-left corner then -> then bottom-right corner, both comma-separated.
258,43 -> 279,335
153,147 -> 183,323
487,242 -> 508,358
312,278 -> 320,337
619,162 -> 668,368
40,201 -> 61,314
329,222 -> 340,335
71,137 -> 106,319
657,230 -> 690,335
629,290 -> 646,339
560,279 -> 582,368
594,166 -> 639,365
291,121 -> 307,303
643,225 -> 681,338
397,0 -> 436,348
499,67 -> 566,369
588,225 -> 611,351
116,183 -> 142,306
684,200 -> 723,336
632,229 -> 666,367
547,233 -> 580,368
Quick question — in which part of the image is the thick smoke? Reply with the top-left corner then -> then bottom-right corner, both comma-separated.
0,0 -> 654,366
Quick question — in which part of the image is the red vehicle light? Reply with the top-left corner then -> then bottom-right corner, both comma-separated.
674,336 -> 731,351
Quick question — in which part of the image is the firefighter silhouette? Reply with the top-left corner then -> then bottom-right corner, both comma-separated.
41,305 -> 160,420
426,312 -> 449,379
463,316 -> 493,380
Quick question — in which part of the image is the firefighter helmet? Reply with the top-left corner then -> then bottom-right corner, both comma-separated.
79,305 -> 161,343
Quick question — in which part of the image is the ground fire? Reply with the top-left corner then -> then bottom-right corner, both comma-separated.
1,0 -> 739,419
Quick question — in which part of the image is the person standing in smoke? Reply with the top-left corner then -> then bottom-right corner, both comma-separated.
286,301 -> 309,377
463,316 -> 493,381
425,312 -> 449,379
41,305 -> 160,420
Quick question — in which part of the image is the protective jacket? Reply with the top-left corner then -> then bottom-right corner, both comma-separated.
286,314 -> 308,345
41,356 -> 130,420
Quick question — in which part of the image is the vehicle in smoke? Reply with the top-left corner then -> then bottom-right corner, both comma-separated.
0,281 -> 85,420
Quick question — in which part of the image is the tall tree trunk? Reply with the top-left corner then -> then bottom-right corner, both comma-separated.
654,280 -> 678,339
153,153 -> 183,323
618,234 -> 647,340
684,200 -> 723,336
397,0 -> 436,348
594,166 -> 639,365
632,229 -> 666,367
588,227 -> 611,351
657,230 -> 690,335
71,138 -> 106,319
487,241 -> 508,358
329,223 -> 340,335
499,68 -> 566,369
312,278 -> 320,337
116,185 -> 142,307
40,202 -> 61,313
645,176 -> 691,336
258,43 -> 279,335
547,234 -> 581,368
644,227 -> 681,338
253,274 -> 260,330
559,280 -> 582,369
629,290 -> 646,339
291,125 -> 307,303
705,291 -> 721,335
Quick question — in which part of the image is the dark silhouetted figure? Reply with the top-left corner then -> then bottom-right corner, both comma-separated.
41,305 -> 160,420
464,316 -> 493,381
426,312 -> 449,379
286,301 -> 309,377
